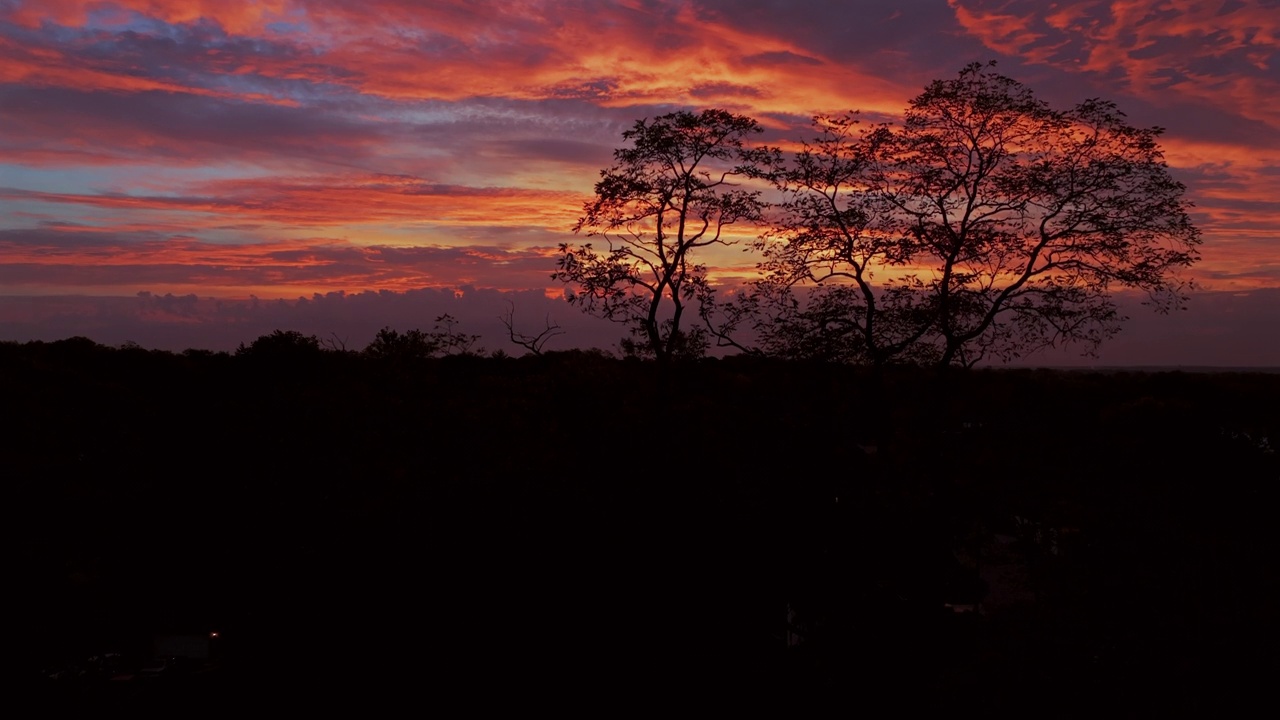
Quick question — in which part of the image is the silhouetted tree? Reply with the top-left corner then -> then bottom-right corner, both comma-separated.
499,301 -> 564,356
363,315 -> 482,360
735,62 -> 1201,367
364,327 -> 440,361
554,109 -> 777,361
321,332 -> 352,353
431,313 -> 483,357
235,329 -> 322,359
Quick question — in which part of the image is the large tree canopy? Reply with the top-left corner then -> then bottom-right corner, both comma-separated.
554,109 -> 775,361
751,62 -> 1201,367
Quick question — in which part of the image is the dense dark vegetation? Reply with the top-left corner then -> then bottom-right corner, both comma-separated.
9,336 -> 1278,712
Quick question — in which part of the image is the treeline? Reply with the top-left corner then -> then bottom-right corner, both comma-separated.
8,334 -> 1279,709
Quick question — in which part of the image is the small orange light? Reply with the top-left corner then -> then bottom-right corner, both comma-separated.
210,632 -> 219,638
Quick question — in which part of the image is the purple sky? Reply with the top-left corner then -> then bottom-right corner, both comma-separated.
2,0 -> 1278,364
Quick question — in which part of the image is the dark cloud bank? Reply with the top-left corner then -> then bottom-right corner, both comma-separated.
1,287 -> 1276,367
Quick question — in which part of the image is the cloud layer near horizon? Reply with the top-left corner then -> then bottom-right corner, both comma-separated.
2,1 -> 1278,362
2,287 -> 1276,368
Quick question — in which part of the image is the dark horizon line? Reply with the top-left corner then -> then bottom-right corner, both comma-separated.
7,335 -> 1280,373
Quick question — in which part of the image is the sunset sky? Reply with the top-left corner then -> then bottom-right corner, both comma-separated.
2,0 -> 1278,364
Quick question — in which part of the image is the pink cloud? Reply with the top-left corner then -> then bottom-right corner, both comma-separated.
0,230 -> 569,295
0,0 -> 1275,366
949,0 -> 1280,131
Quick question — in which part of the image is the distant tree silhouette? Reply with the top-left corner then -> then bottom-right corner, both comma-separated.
720,62 -> 1201,367
235,329 -> 322,359
499,301 -> 564,356
554,109 -> 777,361
320,332 -> 352,353
363,315 -> 482,360
364,327 -> 440,361
430,314 -> 483,357
48,336 -> 103,356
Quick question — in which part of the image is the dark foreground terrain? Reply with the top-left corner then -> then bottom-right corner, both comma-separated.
8,338 -> 1279,713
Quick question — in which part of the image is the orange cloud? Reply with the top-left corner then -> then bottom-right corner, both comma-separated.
2,174 -> 585,231
0,34 -> 297,105
305,2 -> 911,116
1,0 -> 1276,303
949,0 -> 1280,130
0,0 -> 914,117
2,0 -> 293,34
0,233 -> 568,295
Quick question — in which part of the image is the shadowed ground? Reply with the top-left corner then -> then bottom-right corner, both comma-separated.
8,341 -> 1278,712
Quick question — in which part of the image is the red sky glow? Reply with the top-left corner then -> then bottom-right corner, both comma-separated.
2,0 -> 1278,364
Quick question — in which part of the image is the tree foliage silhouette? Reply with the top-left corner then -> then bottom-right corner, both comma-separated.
554,109 -> 776,361
732,62 -> 1201,367
363,315 -> 483,360
235,329 -> 322,359
364,326 -> 440,361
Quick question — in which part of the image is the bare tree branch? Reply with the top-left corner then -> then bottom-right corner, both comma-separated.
499,301 -> 565,356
